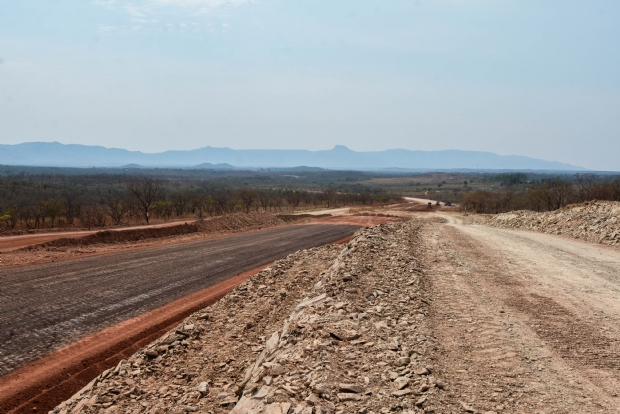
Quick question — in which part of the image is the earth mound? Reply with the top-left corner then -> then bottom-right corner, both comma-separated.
475,201 -> 620,247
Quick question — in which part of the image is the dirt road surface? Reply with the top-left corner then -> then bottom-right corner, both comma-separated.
292,207 -> 351,216
0,224 -> 359,378
0,220 -> 195,252
424,215 -> 620,412
404,196 -> 438,205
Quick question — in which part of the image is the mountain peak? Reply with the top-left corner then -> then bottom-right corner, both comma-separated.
332,145 -> 351,151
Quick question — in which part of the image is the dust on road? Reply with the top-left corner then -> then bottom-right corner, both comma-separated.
424,219 -> 620,412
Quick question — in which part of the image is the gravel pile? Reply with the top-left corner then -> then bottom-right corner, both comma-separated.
475,201 -> 620,247
230,220 -> 447,414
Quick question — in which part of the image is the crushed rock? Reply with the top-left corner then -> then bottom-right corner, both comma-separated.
230,220 -> 444,413
469,200 -> 620,247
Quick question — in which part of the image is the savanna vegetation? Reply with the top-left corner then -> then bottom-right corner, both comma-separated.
351,171 -> 620,214
455,173 -> 620,213
0,166 -> 402,231
2,164 -> 619,231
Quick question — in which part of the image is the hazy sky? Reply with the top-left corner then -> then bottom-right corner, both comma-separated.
1,1 -> 619,170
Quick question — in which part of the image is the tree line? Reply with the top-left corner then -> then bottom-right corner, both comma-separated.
458,174 -> 620,214
0,174 -> 400,231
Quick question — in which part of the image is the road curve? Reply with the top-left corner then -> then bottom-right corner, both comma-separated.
0,223 -> 359,376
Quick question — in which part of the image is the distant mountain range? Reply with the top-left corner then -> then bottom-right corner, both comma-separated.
0,142 -> 584,171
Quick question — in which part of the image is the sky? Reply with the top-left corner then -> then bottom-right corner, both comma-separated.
0,1 -> 619,170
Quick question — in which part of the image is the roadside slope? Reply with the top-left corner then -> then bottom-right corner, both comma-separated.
472,201 -> 620,248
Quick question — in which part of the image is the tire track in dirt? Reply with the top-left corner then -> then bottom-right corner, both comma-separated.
423,222 -> 619,413
507,293 -> 620,372
474,228 -> 620,402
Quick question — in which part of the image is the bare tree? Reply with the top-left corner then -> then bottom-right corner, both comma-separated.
172,192 -> 189,217
38,201 -> 49,228
324,189 -> 338,208
107,197 -> 127,225
191,195 -> 205,219
126,178 -> 162,224
44,198 -> 66,229
527,178 -> 573,211
79,205 -> 96,230
575,173 -> 598,202
311,193 -> 323,208
284,190 -> 302,212
125,200 -> 141,221
269,195 -> 284,212
93,205 -> 107,227
62,192 -> 79,226
236,188 -> 259,213
259,191 -> 271,212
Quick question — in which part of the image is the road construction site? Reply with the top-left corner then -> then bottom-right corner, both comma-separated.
2,201 -> 620,413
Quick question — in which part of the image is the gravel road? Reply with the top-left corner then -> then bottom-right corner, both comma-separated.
0,224 -> 359,376
425,216 -> 620,412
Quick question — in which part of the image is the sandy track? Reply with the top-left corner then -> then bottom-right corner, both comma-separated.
0,224 -> 359,379
424,220 -> 620,412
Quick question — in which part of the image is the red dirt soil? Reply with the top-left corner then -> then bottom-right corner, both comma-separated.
0,212 -> 404,253
0,220 -> 197,251
0,263 -> 272,414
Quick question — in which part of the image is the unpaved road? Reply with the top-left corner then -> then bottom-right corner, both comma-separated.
424,215 -> 620,412
0,224 -> 359,377
0,220 -> 196,252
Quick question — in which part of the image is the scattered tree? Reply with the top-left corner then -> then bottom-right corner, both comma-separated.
126,178 -> 162,224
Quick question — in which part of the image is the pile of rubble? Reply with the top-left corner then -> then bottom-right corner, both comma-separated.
230,220 -> 446,413
477,201 -> 620,247
54,220 -> 450,413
